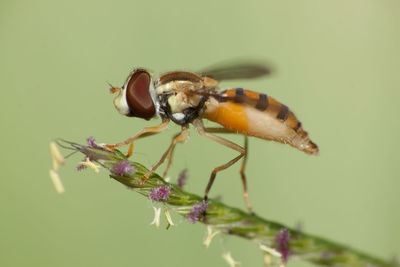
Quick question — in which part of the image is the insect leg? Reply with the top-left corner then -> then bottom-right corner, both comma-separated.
126,142 -> 134,158
105,119 -> 170,157
162,128 -> 233,178
200,127 -> 253,213
162,132 -> 181,178
239,136 -> 253,214
193,119 -> 245,204
141,125 -> 189,183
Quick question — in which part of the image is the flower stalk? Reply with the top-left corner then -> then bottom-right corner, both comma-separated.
56,139 -> 396,267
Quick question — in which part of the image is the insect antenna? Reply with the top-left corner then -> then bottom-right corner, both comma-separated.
107,81 -> 121,94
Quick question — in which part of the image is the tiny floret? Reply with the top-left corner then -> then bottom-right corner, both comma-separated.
113,160 -> 136,176
76,163 -> 87,171
275,228 -> 291,263
78,157 -> 101,173
86,136 -> 97,147
177,169 -> 188,188
76,156 -> 90,171
149,185 -> 171,202
187,200 -> 208,223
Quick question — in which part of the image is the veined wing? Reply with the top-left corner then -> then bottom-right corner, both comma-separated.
199,60 -> 273,81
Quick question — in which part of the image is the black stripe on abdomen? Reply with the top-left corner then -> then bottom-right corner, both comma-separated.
255,93 -> 268,111
234,88 -> 245,103
277,104 -> 289,121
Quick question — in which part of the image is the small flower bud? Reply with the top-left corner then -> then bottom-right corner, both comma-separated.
76,163 -> 87,171
177,169 -> 188,188
275,228 -> 291,263
187,200 -> 208,223
86,136 -> 97,147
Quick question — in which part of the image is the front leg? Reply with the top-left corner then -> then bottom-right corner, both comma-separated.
105,119 -> 170,157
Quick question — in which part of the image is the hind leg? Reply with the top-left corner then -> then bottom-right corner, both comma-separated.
239,136 -> 253,213
201,127 -> 253,213
193,119 -> 251,209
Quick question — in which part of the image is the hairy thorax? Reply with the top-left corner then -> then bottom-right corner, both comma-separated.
155,80 -> 207,125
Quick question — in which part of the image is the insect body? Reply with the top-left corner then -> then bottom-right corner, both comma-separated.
204,88 -> 318,154
108,63 -> 318,212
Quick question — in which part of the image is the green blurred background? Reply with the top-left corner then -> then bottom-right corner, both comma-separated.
1,0 -> 399,266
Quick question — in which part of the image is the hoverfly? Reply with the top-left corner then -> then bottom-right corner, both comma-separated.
107,62 -> 318,213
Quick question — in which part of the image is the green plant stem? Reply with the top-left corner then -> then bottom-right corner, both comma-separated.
61,140 -> 396,267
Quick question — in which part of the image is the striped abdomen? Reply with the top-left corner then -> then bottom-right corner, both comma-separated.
204,88 -> 319,155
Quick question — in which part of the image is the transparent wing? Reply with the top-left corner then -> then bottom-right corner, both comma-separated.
199,59 -> 273,81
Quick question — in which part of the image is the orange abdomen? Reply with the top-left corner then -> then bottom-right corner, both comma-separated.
204,89 -> 319,155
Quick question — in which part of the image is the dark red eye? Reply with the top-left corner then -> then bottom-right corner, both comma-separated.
125,69 -> 156,120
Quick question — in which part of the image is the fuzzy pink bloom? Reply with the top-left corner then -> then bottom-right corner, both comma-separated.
275,228 -> 291,263
177,169 -> 188,188
149,185 -> 171,202
187,200 -> 208,223
76,156 -> 89,171
76,163 -> 87,171
86,136 -> 97,147
112,160 -> 136,176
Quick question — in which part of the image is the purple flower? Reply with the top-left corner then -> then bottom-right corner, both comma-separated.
177,169 -> 188,188
149,185 -> 170,202
76,163 -> 87,171
187,200 -> 208,223
275,228 -> 291,263
76,156 -> 89,171
112,160 -> 136,176
86,136 -> 97,147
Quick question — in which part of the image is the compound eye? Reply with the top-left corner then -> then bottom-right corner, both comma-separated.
125,70 -> 156,119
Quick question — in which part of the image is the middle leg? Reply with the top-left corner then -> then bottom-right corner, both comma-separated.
141,125 -> 189,183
